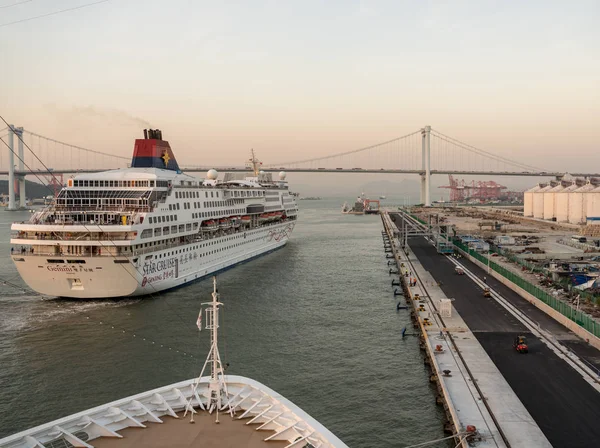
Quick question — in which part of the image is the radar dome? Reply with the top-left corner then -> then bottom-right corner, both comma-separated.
278,171 -> 287,180
259,170 -> 265,175
206,169 -> 218,180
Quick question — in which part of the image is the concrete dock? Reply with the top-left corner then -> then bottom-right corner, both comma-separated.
384,211 -> 600,448
381,213 -> 549,448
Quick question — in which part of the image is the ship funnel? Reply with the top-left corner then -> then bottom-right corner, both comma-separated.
143,129 -> 148,139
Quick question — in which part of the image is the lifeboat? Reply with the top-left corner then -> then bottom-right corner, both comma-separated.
273,211 -> 283,220
201,220 -> 218,232
241,215 -> 251,226
219,218 -> 232,229
258,213 -> 268,224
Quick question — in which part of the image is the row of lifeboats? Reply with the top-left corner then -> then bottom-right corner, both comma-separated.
200,212 -> 286,232
258,211 -> 285,224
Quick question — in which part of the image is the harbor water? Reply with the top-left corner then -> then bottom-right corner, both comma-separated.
0,199 -> 445,447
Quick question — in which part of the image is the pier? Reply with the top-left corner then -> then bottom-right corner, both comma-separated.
381,210 -> 600,448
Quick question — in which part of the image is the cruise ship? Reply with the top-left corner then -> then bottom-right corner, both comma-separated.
0,278 -> 349,448
10,130 -> 298,298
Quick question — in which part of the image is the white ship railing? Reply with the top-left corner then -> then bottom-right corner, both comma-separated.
0,376 -> 348,448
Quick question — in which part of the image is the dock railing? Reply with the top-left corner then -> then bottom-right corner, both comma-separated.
453,240 -> 600,338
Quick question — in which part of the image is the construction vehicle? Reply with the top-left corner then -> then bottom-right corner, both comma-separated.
513,335 -> 529,353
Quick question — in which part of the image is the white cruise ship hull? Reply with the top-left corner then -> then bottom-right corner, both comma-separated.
12,222 -> 294,299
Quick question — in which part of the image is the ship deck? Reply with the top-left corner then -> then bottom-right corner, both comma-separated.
92,411 -> 288,448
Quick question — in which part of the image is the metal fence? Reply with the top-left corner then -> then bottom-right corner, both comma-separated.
454,240 -> 600,338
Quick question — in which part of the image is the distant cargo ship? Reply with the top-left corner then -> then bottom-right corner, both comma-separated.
299,196 -> 322,200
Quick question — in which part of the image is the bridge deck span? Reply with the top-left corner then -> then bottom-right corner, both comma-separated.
2,168 -> 599,177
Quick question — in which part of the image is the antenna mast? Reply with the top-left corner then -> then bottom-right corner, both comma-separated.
185,277 -> 233,423
248,149 -> 261,177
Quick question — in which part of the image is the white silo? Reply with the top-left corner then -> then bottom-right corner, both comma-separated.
524,183 -> 543,217
533,183 -> 551,219
543,181 -> 564,221
568,180 -> 596,224
585,184 -> 600,225
555,181 -> 579,222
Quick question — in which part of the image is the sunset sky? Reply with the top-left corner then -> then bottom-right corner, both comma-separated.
1,0 -> 599,178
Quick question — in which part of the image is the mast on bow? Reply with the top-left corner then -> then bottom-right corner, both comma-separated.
186,276 -> 233,423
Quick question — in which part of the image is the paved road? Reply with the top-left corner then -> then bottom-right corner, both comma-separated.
391,213 -> 600,448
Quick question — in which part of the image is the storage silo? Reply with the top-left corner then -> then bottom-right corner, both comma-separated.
533,183 -> 552,219
555,181 -> 579,222
568,180 -> 597,224
524,183 -> 543,217
585,184 -> 600,225
543,181 -> 563,220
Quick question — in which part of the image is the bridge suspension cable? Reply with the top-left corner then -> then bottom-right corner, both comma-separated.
430,128 -> 545,173
23,130 -> 129,160
266,129 -> 422,167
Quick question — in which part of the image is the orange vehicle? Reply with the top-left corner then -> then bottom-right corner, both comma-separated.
513,335 -> 528,353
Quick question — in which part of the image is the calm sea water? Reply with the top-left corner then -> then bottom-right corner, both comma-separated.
0,199 -> 445,447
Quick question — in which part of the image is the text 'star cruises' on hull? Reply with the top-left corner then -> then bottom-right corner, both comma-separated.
10,130 -> 298,298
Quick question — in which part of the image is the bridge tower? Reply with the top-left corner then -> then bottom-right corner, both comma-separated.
6,125 -> 26,210
16,127 -> 26,208
420,125 -> 431,206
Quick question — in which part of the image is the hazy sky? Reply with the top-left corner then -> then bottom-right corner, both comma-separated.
1,0 -> 599,175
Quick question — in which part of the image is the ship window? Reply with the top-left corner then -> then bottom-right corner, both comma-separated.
84,180 -> 89,187
171,225 -> 177,233
177,203 -> 180,210
163,226 -> 170,235
154,228 -> 162,236
186,223 -> 191,231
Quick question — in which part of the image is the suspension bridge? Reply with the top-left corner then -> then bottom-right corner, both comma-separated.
1,125 -> 598,209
